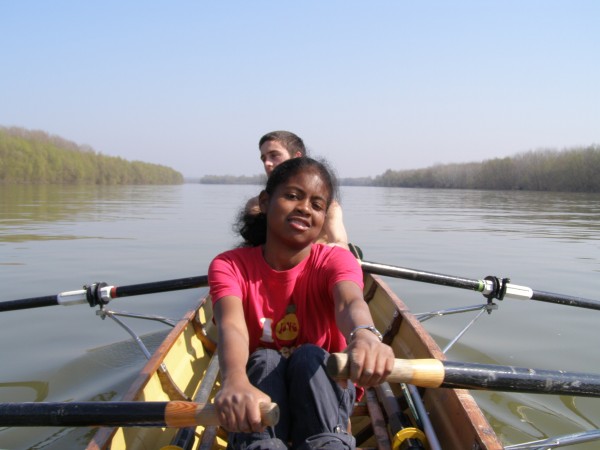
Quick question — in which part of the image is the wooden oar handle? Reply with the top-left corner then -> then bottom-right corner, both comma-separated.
327,353 -> 445,388
165,401 -> 279,427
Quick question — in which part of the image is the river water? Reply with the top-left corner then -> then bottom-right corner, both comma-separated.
0,184 -> 599,449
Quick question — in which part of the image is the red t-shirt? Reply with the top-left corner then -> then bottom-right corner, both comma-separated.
208,244 -> 363,355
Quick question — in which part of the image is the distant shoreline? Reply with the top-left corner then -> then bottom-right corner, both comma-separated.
3,125 -> 597,192
189,144 -> 600,194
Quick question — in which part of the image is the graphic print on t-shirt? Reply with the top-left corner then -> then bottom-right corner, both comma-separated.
275,304 -> 299,343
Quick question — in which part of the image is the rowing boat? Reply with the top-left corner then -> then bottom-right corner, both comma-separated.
4,263 -> 599,448
86,272 -> 503,450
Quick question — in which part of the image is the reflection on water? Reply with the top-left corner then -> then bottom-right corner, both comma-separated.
480,390 -> 600,445
0,234 -> 103,243
0,381 -> 49,402
375,188 -> 600,241
0,327 -> 171,449
0,184 -> 184,243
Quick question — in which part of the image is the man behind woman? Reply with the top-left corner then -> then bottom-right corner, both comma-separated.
245,130 -> 349,249
209,156 -> 394,450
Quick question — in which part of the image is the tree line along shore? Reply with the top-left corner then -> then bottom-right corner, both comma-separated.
370,145 -> 600,192
2,126 -> 598,192
199,145 -> 600,193
1,126 -> 183,185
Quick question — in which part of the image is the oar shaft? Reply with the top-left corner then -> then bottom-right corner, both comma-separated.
361,260 -> 600,311
112,275 -> 209,298
360,260 -> 483,292
328,353 -> 600,397
0,401 -> 279,428
530,289 -> 600,310
0,295 -> 61,312
0,276 -> 209,313
441,361 -> 600,397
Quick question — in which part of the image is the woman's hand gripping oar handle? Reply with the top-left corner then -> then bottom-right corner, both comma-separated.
327,353 -> 445,388
328,353 -> 600,397
165,402 -> 280,428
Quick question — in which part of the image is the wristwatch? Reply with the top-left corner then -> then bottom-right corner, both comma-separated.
349,325 -> 383,342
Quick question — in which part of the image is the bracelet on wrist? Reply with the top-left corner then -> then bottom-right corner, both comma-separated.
349,325 -> 383,342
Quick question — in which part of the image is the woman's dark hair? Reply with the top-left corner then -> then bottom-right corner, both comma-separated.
258,130 -> 307,157
236,157 -> 339,247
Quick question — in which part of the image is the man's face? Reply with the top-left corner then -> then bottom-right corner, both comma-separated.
259,140 -> 300,177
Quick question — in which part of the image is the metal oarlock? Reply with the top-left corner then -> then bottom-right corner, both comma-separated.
85,282 -> 113,307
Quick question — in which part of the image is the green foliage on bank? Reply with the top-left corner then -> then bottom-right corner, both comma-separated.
374,146 -> 600,192
198,174 -> 266,185
339,177 -> 375,186
0,126 -> 184,185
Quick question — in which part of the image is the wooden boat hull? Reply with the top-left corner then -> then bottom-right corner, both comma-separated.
363,273 -> 502,449
88,273 -> 503,449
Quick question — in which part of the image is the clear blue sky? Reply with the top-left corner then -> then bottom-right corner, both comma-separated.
2,1 -> 598,178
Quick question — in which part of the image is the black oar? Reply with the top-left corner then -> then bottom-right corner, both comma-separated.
0,275 -> 209,313
0,400 -> 279,428
361,260 -> 600,311
328,353 -> 600,398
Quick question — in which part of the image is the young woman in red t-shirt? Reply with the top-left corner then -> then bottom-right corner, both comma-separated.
208,157 -> 394,450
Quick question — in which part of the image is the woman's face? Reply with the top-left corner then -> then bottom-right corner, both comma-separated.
260,169 -> 329,249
